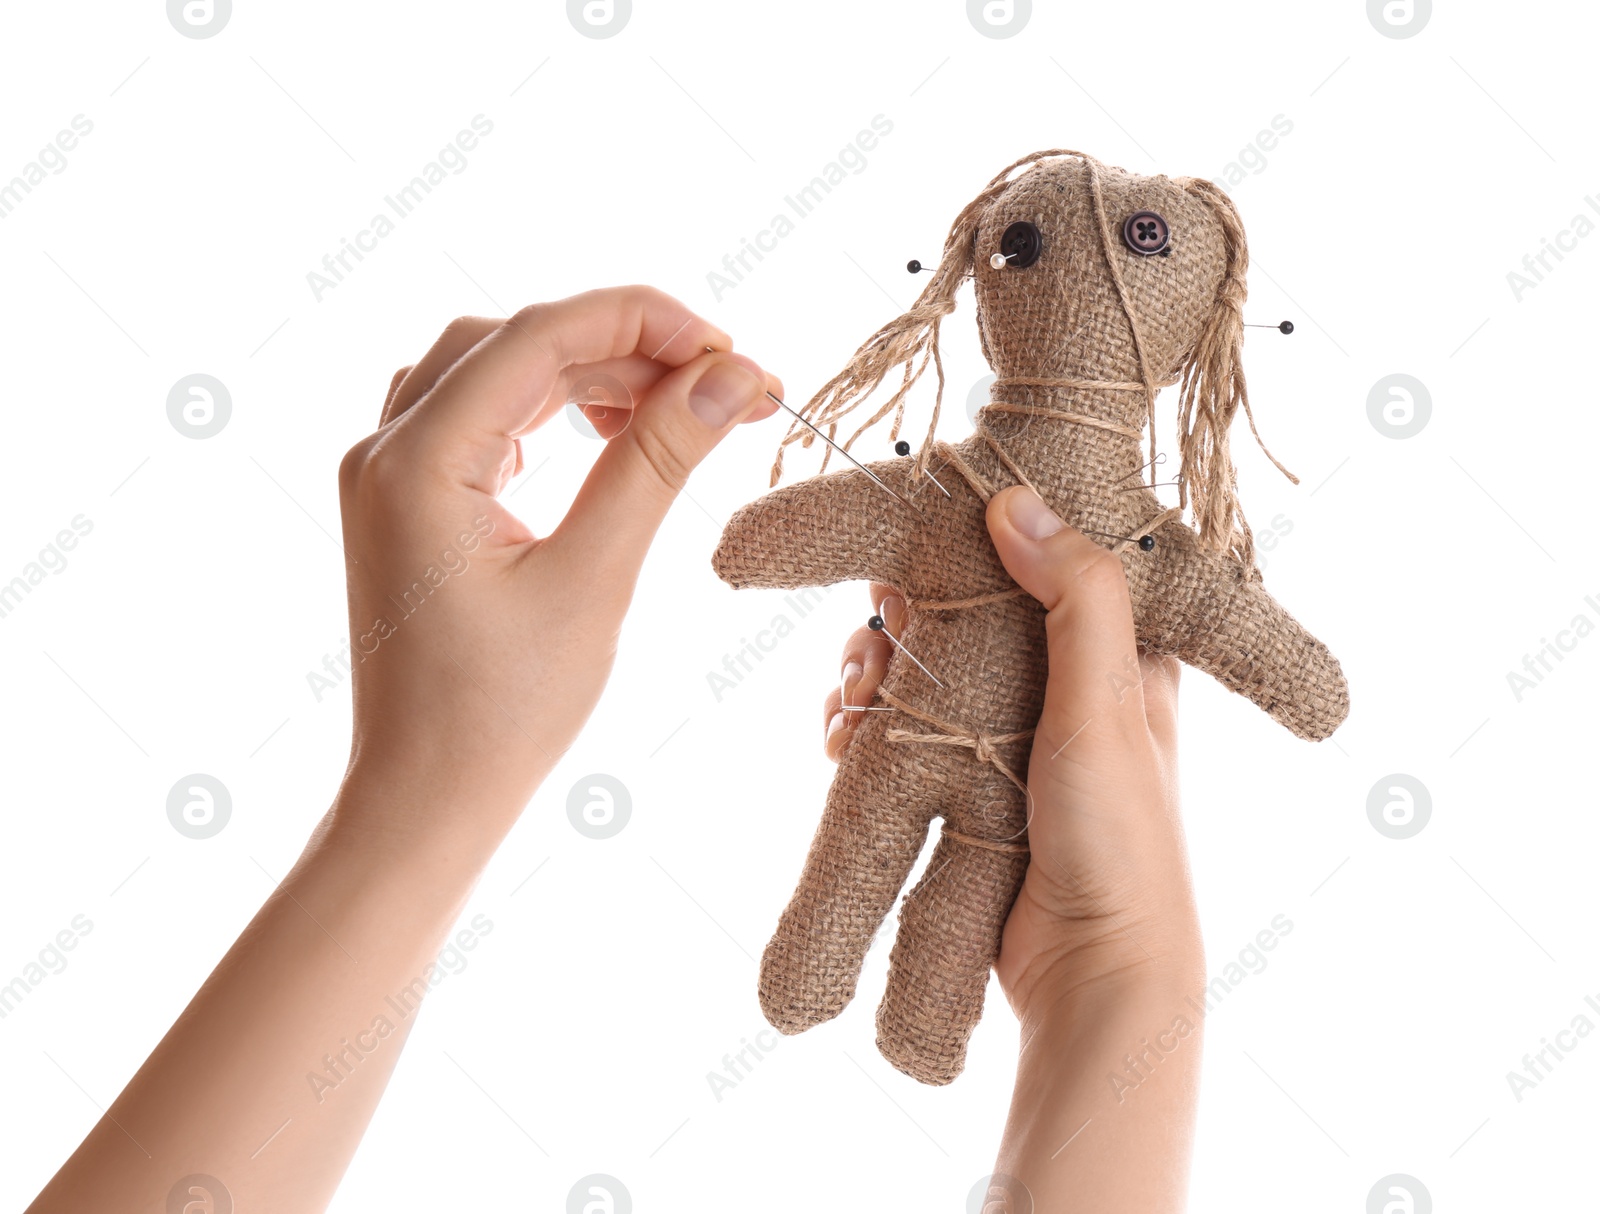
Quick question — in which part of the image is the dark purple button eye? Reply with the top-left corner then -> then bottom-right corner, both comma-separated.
993,219 -> 1043,269
1122,210 -> 1170,256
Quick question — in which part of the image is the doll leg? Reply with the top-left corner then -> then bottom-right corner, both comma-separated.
873,753 -> 1032,1085
758,720 -> 934,1034
874,827 -> 1030,1084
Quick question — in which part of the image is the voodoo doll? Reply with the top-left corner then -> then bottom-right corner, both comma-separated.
711,149 -> 1349,1085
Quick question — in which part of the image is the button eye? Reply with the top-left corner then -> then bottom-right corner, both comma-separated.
1122,210 -> 1171,256
990,220 -> 1043,269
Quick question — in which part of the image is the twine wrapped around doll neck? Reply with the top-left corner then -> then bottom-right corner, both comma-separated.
768,149 -> 1298,570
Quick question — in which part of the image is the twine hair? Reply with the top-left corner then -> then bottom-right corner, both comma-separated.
770,152 -> 1297,574
1171,178 -> 1297,570
769,149 -> 1096,486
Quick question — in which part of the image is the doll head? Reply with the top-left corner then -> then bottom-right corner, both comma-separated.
770,149 -> 1291,563
969,156 -> 1239,391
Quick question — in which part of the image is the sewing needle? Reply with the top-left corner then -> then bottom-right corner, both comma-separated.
703,346 -> 921,513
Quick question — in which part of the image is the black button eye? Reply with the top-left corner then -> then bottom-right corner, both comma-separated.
991,220 -> 1043,269
1122,210 -> 1171,256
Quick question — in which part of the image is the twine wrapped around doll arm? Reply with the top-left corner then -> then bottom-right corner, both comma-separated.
711,464 -> 913,592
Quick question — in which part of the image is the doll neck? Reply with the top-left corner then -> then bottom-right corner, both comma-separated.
976,383 -> 1151,490
984,378 -> 1152,432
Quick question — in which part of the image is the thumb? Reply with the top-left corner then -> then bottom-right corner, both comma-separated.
985,485 -> 1148,747
546,351 -> 774,584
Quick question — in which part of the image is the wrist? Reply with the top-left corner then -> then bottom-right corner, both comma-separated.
326,749 -> 544,874
1016,948 -> 1204,1055
996,959 -> 1205,1212
1011,924 -> 1205,1046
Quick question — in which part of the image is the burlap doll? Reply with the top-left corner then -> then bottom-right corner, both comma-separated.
712,149 -> 1348,1085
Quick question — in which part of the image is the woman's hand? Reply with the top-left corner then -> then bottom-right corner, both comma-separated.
826,484 -> 1203,1212
27,287 -> 783,1214
825,484 -> 1199,1018
335,286 -> 781,851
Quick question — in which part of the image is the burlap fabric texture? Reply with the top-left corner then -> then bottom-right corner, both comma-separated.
712,150 -> 1349,1085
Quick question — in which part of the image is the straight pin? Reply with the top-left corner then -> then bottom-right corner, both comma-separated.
1082,528 -> 1157,552
1117,479 -> 1180,492
840,667 -> 894,713
894,439 -> 951,498
868,614 -> 945,688
704,346 -> 920,514
1117,452 -> 1167,482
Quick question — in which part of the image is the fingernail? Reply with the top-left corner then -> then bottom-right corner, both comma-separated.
1005,487 -> 1065,541
689,360 -> 763,429
841,660 -> 863,701
826,711 -> 845,739
877,593 -> 905,624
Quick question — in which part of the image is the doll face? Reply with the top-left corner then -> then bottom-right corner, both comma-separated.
972,158 -> 1228,384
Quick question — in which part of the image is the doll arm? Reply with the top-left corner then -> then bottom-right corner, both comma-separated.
712,463 -> 916,591
1180,573 -> 1349,741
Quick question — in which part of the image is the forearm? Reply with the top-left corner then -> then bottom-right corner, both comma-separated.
28,781 -> 506,1213
995,969 -> 1204,1213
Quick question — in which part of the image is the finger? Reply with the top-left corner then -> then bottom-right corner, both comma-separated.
871,584 -> 905,635
985,486 -> 1147,752
407,286 -> 735,454
824,614 -> 894,761
566,353 -> 780,436
821,686 -> 846,757
386,316 -> 502,426
542,349 -> 775,596
381,365 -> 413,425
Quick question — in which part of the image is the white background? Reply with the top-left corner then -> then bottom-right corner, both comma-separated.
1,1 -> 1595,1210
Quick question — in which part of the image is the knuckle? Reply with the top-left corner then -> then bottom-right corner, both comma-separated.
337,437 -> 372,491
1070,545 -> 1130,600
508,301 -> 551,336
628,424 -> 696,495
